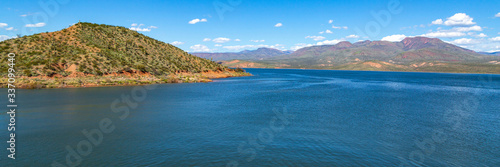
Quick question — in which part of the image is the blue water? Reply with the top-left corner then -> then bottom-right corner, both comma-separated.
1,69 -> 500,166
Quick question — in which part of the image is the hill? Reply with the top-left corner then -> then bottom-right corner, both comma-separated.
220,37 -> 500,74
479,52 -> 500,56
0,22 -> 249,88
192,47 -> 291,61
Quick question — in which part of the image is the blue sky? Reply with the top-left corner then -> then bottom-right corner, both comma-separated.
1,0 -> 499,52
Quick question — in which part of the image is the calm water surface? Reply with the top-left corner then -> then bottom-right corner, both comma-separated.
1,69 -> 500,166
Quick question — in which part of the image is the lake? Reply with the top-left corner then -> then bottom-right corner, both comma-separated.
1,68 -> 500,166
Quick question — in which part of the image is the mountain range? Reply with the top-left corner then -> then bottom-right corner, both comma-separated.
192,47 -> 292,61
202,37 -> 500,74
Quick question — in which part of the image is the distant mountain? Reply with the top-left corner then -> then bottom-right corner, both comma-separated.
192,47 -> 292,61
221,37 -> 500,74
0,22 -> 248,88
478,52 -> 500,56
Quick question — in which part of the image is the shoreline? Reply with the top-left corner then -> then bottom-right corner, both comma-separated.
234,67 -> 500,75
0,70 -> 252,89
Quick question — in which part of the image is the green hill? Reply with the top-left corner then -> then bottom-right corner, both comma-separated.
0,22 -> 249,88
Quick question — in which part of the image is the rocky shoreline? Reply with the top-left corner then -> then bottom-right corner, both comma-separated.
0,70 -> 251,89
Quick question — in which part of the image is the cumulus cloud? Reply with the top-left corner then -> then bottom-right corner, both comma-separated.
475,33 -> 487,38
250,40 -> 265,42
234,39 -> 241,41
171,41 -> 184,45
346,34 -> 360,39
332,25 -> 348,29
223,44 -> 284,51
5,27 -> 14,31
431,19 -> 443,25
214,44 -> 222,47
212,37 -> 231,43
496,12 -> 500,17
25,22 -> 46,27
320,30 -> 332,34
0,23 -> 7,28
190,44 -> 211,52
421,31 -> 466,38
203,38 -> 211,42
130,27 -> 151,32
381,34 -> 407,42
0,35 -> 15,42
316,39 -> 342,45
291,43 -> 313,51
449,38 -> 478,45
329,20 -> 333,24
490,37 -> 500,41
129,23 -> 157,32
452,25 -> 482,32
189,18 -> 207,24
443,13 -> 476,26
305,35 -> 326,41
274,23 -> 283,27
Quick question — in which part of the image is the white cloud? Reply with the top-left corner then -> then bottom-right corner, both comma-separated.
452,25 -> 482,32
130,27 -> 151,32
250,40 -> 265,42
346,34 -> 359,39
5,27 -> 14,31
325,30 -> 332,34
449,38 -> 478,45
25,22 -> 46,27
274,23 -> 283,27
0,35 -> 15,42
329,20 -> 333,24
332,25 -> 348,30
214,44 -> 222,47
431,19 -> 443,25
317,39 -> 342,45
189,18 -> 208,24
0,23 -> 7,28
203,38 -> 211,42
490,37 -> 500,41
381,34 -> 407,42
496,12 -> 500,17
444,13 -> 476,26
190,44 -> 211,52
129,23 -> 157,32
476,33 -> 487,38
223,44 -> 284,51
212,37 -> 231,43
291,43 -> 313,51
234,39 -> 241,41
171,41 -> 184,45
421,31 -> 466,38
305,35 -> 326,41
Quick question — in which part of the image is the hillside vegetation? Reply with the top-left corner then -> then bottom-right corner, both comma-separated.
0,22 -> 249,88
